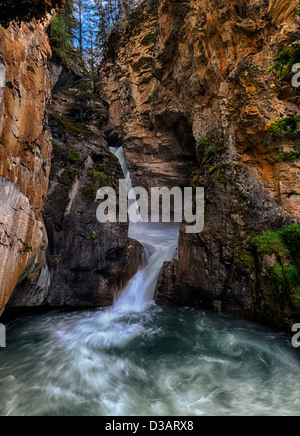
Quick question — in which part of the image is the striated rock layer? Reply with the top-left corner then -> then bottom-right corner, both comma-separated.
101,0 -> 300,331
0,20 -> 53,316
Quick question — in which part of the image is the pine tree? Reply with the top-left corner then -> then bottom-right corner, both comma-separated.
49,0 -> 79,65
73,0 -> 85,55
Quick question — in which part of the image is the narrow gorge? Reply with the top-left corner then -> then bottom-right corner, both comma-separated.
1,0 -> 300,417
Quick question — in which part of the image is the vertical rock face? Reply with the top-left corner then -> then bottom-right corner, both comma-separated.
0,20 -> 53,316
101,0 -> 195,190
4,60 -> 144,315
0,11 -> 144,318
101,0 -> 300,330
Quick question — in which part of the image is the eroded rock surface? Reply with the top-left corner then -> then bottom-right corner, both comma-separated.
101,0 -> 300,330
0,20 -> 53,316
5,62 -> 144,315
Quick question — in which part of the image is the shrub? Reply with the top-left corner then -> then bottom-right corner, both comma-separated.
152,86 -> 160,101
70,150 -> 80,164
264,117 -> 300,134
276,151 -> 300,161
83,185 -> 96,198
87,171 -> 107,184
94,161 -> 106,172
91,232 -> 98,240
252,231 -> 289,257
280,224 -> 300,253
267,45 -> 300,78
67,169 -> 79,180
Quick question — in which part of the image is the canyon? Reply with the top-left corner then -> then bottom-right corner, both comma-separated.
1,0 -> 300,332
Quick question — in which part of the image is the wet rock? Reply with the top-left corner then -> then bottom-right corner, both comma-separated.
102,0 -> 300,331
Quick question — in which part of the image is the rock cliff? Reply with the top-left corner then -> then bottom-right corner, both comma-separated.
101,0 -> 300,331
2,0 -> 300,331
5,66 -> 144,314
0,19 -> 55,317
0,7 -> 143,318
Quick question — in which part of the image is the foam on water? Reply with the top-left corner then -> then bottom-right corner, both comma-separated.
1,147 -> 300,416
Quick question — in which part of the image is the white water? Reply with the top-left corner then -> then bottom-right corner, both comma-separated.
114,221 -> 179,313
110,146 -> 180,313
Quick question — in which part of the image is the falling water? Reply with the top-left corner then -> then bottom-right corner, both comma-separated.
109,146 -> 180,313
1,148 -> 300,416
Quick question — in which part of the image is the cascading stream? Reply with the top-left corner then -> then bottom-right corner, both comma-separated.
1,147 -> 300,416
109,146 -> 180,313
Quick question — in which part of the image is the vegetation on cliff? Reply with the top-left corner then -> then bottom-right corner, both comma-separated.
252,224 -> 300,305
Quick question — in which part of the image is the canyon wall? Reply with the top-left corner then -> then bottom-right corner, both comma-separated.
2,0 -> 300,330
101,0 -> 300,330
0,19 -> 55,316
5,69 -> 144,314
0,7 -> 143,317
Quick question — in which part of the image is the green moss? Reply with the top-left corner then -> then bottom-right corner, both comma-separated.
122,20 -> 129,30
51,113 -> 90,135
237,193 -> 249,203
70,151 -> 80,164
236,250 -> 256,272
197,136 -> 210,147
152,86 -> 160,101
269,263 -> 300,290
252,224 -> 300,301
215,172 -> 230,185
91,232 -> 98,240
209,163 -> 228,173
67,169 -> 79,180
87,171 -> 108,184
280,223 -> 300,254
252,231 -> 289,257
94,161 -> 106,172
191,175 -> 199,188
109,151 -> 118,160
198,135 -> 228,168
83,185 -> 96,198
276,150 -> 300,162
291,287 -> 300,301
52,140 -> 60,148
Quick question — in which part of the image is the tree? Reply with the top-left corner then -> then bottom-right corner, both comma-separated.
118,0 -> 130,21
49,0 -> 79,65
73,0 -> 85,55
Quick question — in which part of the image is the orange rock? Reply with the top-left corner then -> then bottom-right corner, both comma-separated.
0,20 -> 53,316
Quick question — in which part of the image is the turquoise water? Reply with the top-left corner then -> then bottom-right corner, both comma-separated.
1,147 -> 299,416
0,305 -> 299,416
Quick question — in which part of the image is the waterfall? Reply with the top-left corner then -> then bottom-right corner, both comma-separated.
109,147 -> 180,313
1,148 -> 299,416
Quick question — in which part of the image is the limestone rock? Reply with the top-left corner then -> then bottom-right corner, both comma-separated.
101,0 -> 300,331
0,20 -> 53,316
